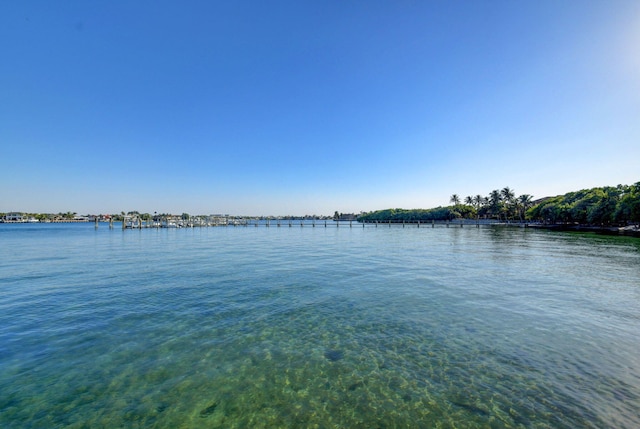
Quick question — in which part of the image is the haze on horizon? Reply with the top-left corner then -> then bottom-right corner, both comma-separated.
1,1 -> 639,216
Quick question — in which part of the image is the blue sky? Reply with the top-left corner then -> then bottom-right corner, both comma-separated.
2,1 -> 639,215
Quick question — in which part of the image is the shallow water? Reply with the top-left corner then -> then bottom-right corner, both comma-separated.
1,223 -> 639,428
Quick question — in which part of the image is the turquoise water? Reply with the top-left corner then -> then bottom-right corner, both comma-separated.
1,223 -> 639,428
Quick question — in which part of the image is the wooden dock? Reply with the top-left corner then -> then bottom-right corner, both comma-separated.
116,216 -> 523,230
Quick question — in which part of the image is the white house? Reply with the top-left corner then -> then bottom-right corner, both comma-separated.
4,212 -> 24,222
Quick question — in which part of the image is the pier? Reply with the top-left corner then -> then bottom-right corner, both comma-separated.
116,216 -> 524,230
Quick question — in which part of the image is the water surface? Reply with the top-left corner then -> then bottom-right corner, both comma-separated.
1,223 -> 639,428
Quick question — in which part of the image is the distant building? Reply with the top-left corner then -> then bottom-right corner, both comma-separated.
4,212 -> 24,222
1,213 -> 39,223
337,213 -> 358,221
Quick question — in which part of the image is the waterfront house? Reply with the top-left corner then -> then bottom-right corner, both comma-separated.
4,212 -> 24,222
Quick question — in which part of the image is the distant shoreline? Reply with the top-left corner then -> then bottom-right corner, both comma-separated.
0,219 -> 90,223
2,218 -> 638,237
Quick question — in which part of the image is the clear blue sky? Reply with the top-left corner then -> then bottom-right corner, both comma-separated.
2,1 -> 639,216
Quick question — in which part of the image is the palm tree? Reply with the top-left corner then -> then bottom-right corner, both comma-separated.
450,194 -> 461,206
501,187 -> 516,220
472,194 -> 484,219
516,194 -> 533,222
464,196 -> 473,205
489,190 -> 502,220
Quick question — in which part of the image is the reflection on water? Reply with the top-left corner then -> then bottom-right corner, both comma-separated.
0,224 -> 639,428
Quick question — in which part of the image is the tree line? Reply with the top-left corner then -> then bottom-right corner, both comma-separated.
528,183 -> 640,225
358,187 -> 531,223
358,182 -> 640,225
450,187 -> 533,222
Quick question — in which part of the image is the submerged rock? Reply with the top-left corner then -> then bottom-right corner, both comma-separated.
324,349 -> 344,362
199,401 -> 218,417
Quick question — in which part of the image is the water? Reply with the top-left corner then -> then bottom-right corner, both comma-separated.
1,223 -> 639,428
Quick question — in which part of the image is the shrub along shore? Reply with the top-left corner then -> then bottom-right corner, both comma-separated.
358,182 -> 640,236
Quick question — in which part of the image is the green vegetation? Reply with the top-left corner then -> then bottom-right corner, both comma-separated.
359,183 -> 640,226
528,183 -> 640,225
358,206 -> 475,223
359,186 -> 529,223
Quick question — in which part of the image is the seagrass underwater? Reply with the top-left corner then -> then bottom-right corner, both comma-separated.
1,223 -> 639,428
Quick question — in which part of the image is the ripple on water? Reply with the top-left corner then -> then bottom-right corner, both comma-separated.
0,224 -> 639,428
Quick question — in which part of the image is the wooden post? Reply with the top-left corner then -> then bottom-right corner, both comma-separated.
95,217 -> 98,229
122,216 -> 126,230
446,220 -> 449,228
109,217 -> 113,229
432,219 -> 435,228
350,220 -> 352,228
417,220 -> 420,228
